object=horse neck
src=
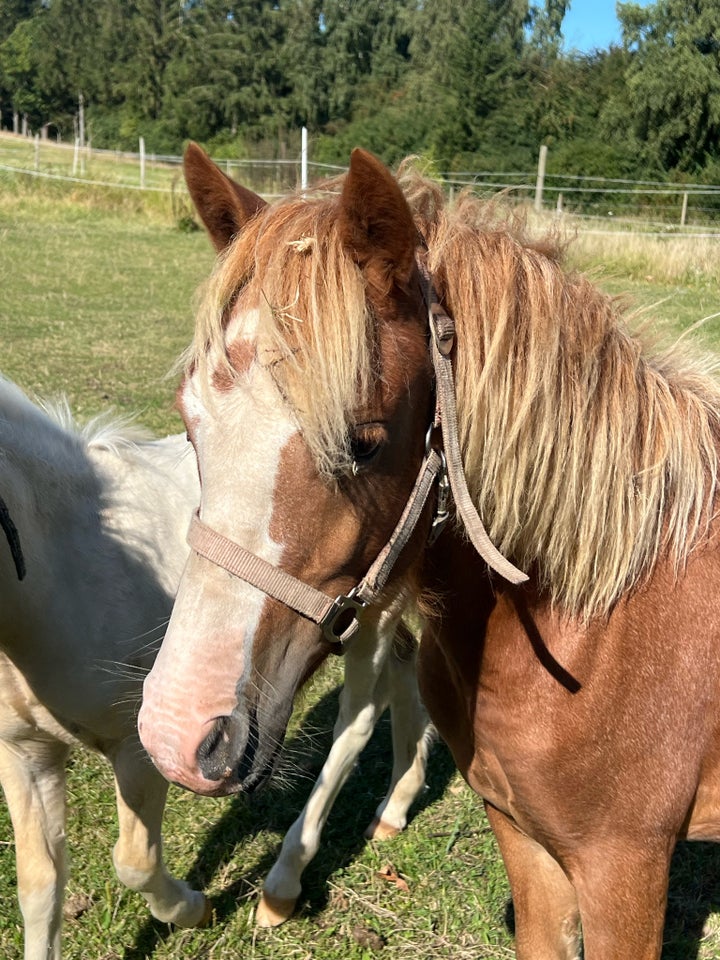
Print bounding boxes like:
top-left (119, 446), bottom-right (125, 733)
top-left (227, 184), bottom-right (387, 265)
top-left (0, 422), bottom-right (195, 736)
top-left (86, 433), bottom-right (198, 594)
top-left (127, 433), bottom-right (200, 507)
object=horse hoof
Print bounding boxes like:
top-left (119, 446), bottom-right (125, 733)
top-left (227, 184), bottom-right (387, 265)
top-left (170, 891), bottom-right (212, 928)
top-left (256, 891), bottom-right (297, 927)
top-left (364, 816), bottom-right (402, 840)
top-left (198, 895), bottom-right (214, 927)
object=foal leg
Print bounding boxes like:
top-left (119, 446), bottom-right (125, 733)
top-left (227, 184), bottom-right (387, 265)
top-left (110, 739), bottom-right (209, 928)
top-left (366, 624), bottom-right (433, 840)
top-left (485, 803), bottom-right (581, 960)
top-left (0, 738), bottom-right (69, 960)
top-left (570, 838), bottom-right (672, 960)
top-left (256, 620), bottom-right (397, 928)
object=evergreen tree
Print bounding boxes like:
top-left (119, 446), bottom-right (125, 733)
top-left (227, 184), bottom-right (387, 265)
top-left (278, 0), bottom-right (327, 129)
top-left (0, 0), bottom-right (40, 42)
top-left (0, 12), bottom-right (47, 127)
top-left (321, 0), bottom-right (414, 122)
top-left (612, 0), bottom-right (720, 172)
top-left (163, 0), bottom-right (287, 149)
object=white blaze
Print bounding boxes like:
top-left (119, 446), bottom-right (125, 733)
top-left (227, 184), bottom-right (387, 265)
top-left (139, 311), bottom-right (300, 791)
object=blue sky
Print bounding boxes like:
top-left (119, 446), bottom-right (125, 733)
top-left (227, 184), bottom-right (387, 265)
top-left (561, 0), bottom-right (652, 52)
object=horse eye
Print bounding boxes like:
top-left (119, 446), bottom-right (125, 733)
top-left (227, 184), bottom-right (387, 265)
top-left (349, 424), bottom-right (385, 473)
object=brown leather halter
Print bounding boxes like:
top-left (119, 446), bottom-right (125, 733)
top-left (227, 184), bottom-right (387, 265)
top-left (186, 264), bottom-right (527, 647)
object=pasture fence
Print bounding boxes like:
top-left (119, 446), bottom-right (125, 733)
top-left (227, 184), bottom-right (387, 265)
top-left (1, 131), bottom-right (720, 240)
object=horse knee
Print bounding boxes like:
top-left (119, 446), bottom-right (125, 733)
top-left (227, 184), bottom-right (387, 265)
top-left (112, 845), bottom-right (156, 893)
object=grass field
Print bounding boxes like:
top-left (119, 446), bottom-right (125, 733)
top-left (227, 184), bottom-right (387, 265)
top-left (1, 167), bottom-right (720, 960)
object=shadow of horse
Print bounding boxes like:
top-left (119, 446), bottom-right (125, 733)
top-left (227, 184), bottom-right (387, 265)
top-left (123, 682), bottom-right (456, 958)
top-left (663, 842), bottom-right (720, 958)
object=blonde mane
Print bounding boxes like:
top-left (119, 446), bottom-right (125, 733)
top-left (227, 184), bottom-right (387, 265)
top-left (190, 181), bottom-right (375, 478)
top-left (410, 176), bottom-right (720, 618)
top-left (190, 166), bottom-right (720, 619)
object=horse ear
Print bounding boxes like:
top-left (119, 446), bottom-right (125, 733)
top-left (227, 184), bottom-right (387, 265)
top-left (338, 148), bottom-right (418, 283)
top-left (183, 142), bottom-right (267, 253)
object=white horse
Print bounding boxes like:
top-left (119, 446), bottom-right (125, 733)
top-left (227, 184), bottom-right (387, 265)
top-left (0, 376), bottom-right (209, 960)
top-left (0, 375), bottom-right (432, 956)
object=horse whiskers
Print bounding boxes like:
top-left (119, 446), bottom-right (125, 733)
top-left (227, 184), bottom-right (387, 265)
top-left (245, 672), bottom-right (284, 713)
top-left (272, 753), bottom-right (332, 787)
top-left (116, 622), bottom-right (170, 654)
top-left (97, 660), bottom-right (149, 677)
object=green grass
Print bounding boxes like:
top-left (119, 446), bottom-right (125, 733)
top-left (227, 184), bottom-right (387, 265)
top-left (1, 170), bottom-right (720, 959)
top-left (0, 176), bottom-right (209, 435)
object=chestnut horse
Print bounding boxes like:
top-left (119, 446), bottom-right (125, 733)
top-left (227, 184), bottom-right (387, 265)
top-left (139, 144), bottom-right (720, 959)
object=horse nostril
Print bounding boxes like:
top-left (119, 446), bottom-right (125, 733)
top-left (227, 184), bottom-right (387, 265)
top-left (197, 716), bottom-right (236, 781)
top-left (196, 711), bottom-right (260, 785)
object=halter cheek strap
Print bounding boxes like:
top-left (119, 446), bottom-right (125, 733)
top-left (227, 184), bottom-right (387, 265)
top-left (187, 446), bottom-right (446, 646)
top-left (418, 261), bottom-right (528, 586)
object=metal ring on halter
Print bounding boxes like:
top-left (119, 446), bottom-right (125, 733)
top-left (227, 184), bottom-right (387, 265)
top-left (318, 587), bottom-right (369, 644)
top-left (429, 451), bottom-right (450, 544)
top-left (424, 426), bottom-right (450, 544)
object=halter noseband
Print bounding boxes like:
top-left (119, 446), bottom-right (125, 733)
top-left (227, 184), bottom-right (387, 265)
top-left (186, 263), bottom-right (527, 648)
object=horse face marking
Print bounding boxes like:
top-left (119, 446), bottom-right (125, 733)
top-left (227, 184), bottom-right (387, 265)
top-left (139, 312), bottom-right (305, 795)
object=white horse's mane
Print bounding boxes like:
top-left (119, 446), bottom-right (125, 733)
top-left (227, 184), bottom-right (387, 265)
top-left (39, 394), bottom-right (151, 452)
top-left (0, 374), bottom-right (182, 462)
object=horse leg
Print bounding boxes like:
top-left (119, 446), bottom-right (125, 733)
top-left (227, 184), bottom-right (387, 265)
top-left (110, 739), bottom-right (209, 927)
top-left (365, 624), bottom-right (433, 840)
top-left (485, 802), bottom-right (581, 960)
top-left (0, 738), bottom-right (69, 960)
top-left (256, 621), bottom-right (396, 928)
top-left (570, 838), bottom-right (672, 960)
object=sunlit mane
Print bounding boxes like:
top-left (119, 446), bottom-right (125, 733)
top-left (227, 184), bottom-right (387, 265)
top-left (190, 164), bottom-right (720, 618)
top-left (403, 170), bottom-right (720, 618)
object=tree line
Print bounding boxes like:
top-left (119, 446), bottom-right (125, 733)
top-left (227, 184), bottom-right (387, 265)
top-left (1, 0), bottom-right (719, 183)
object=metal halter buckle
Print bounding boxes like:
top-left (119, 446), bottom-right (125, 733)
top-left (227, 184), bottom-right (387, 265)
top-left (425, 426), bottom-right (450, 544)
top-left (429, 449), bottom-right (450, 544)
top-left (319, 587), bottom-right (369, 644)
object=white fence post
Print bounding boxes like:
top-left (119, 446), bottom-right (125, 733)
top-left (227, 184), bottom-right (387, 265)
top-left (534, 144), bottom-right (548, 213)
top-left (78, 93), bottom-right (85, 149)
top-left (680, 192), bottom-right (688, 227)
top-left (301, 126), bottom-right (308, 190)
top-left (139, 136), bottom-right (145, 189)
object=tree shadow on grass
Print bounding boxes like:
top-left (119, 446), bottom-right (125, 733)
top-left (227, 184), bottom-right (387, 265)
top-left (122, 681), bottom-right (456, 959)
top-left (502, 841), bottom-right (720, 959)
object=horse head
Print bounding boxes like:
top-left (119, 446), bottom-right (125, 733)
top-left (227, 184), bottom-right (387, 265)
top-left (138, 145), bottom-right (435, 796)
